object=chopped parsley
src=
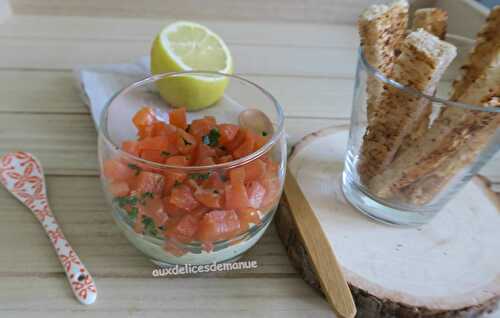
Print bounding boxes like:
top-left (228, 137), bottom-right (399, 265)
top-left (202, 128), bottom-right (220, 147)
top-left (142, 192), bottom-right (154, 199)
top-left (189, 172), bottom-right (210, 181)
top-left (262, 131), bottom-right (268, 137)
top-left (142, 216), bottom-right (154, 227)
top-left (160, 151), bottom-right (171, 157)
top-left (114, 195), bottom-right (138, 208)
top-left (129, 207), bottom-right (138, 221)
top-left (174, 180), bottom-right (182, 187)
top-left (113, 196), bottom-right (139, 222)
top-left (127, 163), bottom-right (142, 176)
top-left (128, 196), bottom-right (138, 206)
top-left (142, 216), bottom-right (158, 236)
top-left (136, 192), bottom-right (153, 204)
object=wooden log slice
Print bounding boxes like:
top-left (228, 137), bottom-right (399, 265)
top-left (275, 125), bottom-right (500, 318)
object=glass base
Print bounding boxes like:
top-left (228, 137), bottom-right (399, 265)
top-left (150, 254), bottom-right (244, 268)
top-left (341, 171), bottom-right (436, 227)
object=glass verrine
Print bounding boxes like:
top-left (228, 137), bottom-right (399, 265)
top-left (98, 71), bottom-right (286, 265)
top-left (342, 35), bottom-right (500, 226)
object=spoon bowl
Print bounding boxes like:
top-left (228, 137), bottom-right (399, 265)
top-left (238, 108), bottom-right (275, 136)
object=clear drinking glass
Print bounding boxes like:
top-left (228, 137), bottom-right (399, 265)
top-left (342, 35), bottom-right (500, 226)
top-left (98, 71), bottom-right (286, 265)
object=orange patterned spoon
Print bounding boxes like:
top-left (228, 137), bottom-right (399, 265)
top-left (0, 152), bottom-right (97, 305)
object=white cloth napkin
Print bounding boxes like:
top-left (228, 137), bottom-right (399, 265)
top-left (73, 57), bottom-right (247, 131)
top-left (72, 58), bottom-right (288, 155)
top-left (73, 57), bottom-right (151, 127)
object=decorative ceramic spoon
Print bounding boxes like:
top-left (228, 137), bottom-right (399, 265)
top-left (0, 152), bottom-right (97, 305)
top-left (239, 110), bottom-right (356, 318)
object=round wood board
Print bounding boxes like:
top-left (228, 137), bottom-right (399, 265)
top-left (275, 125), bottom-right (500, 318)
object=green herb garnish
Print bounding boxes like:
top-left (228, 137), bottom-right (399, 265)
top-left (142, 216), bottom-right (158, 236)
top-left (127, 163), bottom-right (142, 176)
top-left (142, 216), bottom-right (154, 227)
top-left (189, 172), bottom-right (210, 181)
top-left (202, 128), bottom-right (220, 147)
top-left (174, 180), bottom-right (182, 187)
top-left (137, 191), bottom-right (154, 205)
top-left (114, 195), bottom-right (138, 208)
top-left (262, 131), bottom-right (268, 137)
top-left (129, 207), bottom-right (138, 221)
top-left (142, 192), bottom-right (154, 199)
top-left (129, 196), bottom-right (138, 205)
top-left (161, 151), bottom-right (171, 157)
top-left (114, 196), bottom-right (126, 208)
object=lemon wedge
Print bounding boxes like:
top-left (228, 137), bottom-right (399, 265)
top-left (151, 21), bottom-right (233, 110)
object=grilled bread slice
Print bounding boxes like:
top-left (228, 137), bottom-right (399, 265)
top-left (357, 29), bottom-right (457, 184)
top-left (358, 0), bottom-right (409, 123)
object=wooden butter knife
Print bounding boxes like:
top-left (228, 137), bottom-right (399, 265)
top-left (239, 109), bottom-right (356, 318)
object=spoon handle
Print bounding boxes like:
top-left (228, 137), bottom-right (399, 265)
top-left (38, 206), bottom-right (98, 305)
top-left (0, 152), bottom-right (97, 305)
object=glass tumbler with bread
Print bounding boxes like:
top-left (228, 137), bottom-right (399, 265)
top-left (342, 2), bottom-right (500, 226)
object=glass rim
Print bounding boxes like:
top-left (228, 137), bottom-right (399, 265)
top-left (98, 71), bottom-right (285, 171)
top-left (358, 34), bottom-right (500, 114)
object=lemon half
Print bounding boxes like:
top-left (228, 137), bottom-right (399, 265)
top-left (151, 21), bottom-right (233, 110)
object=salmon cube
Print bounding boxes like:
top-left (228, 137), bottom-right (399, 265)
top-left (196, 210), bottom-right (241, 242)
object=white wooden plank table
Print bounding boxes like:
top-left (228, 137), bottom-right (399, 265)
top-left (0, 0), bottom-right (498, 317)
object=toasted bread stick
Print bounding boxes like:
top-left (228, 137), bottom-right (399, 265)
top-left (451, 6), bottom-right (500, 100)
top-left (358, 0), bottom-right (409, 123)
top-left (371, 86), bottom-right (500, 199)
top-left (412, 8), bottom-right (448, 40)
top-left (372, 95), bottom-right (500, 199)
top-left (399, 8), bottom-right (449, 152)
top-left (357, 30), bottom-right (457, 184)
top-left (370, 7), bottom-right (500, 199)
top-left (401, 96), bottom-right (500, 205)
